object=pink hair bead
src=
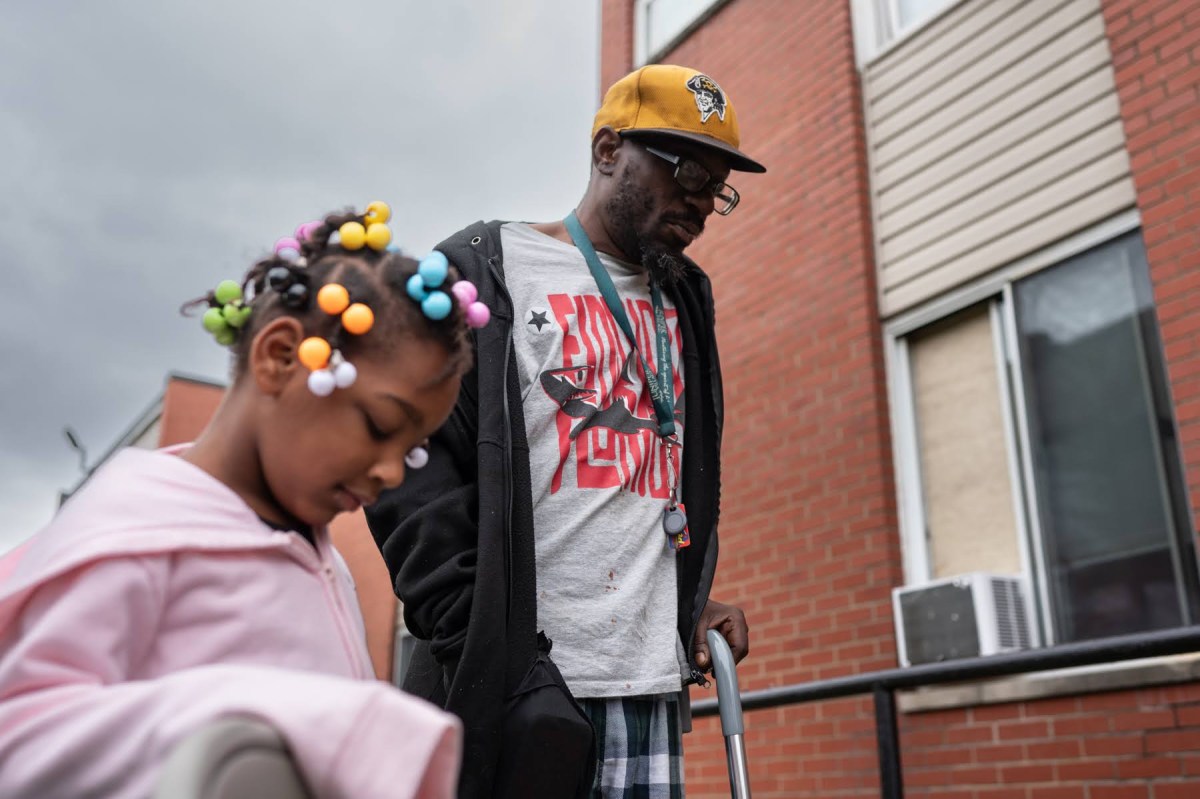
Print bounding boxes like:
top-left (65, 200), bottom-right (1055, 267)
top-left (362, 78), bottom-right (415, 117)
top-left (274, 236), bottom-right (302, 260)
top-left (451, 280), bottom-right (478, 306)
top-left (295, 221), bottom-right (322, 241)
top-left (465, 301), bottom-right (491, 329)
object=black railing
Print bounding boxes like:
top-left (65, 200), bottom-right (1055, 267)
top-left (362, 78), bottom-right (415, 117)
top-left (692, 625), bottom-right (1200, 799)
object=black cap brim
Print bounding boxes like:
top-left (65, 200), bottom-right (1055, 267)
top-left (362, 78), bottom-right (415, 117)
top-left (622, 128), bottom-right (767, 173)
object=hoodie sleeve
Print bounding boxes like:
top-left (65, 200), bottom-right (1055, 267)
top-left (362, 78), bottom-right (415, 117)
top-left (366, 369), bottom-right (480, 672)
top-left (0, 556), bottom-right (461, 799)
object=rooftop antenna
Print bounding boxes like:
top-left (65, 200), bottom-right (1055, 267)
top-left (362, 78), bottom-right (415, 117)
top-left (63, 426), bottom-right (89, 475)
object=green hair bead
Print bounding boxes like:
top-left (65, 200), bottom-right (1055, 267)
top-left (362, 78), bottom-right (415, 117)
top-left (214, 280), bottom-right (243, 305)
top-left (202, 307), bottom-right (230, 335)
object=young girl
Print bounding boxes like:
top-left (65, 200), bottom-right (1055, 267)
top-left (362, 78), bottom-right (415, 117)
top-left (0, 202), bottom-right (490, 798)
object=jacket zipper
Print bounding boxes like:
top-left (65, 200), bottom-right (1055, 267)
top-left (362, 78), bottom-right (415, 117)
top-left (486, 253), bottom-right (517, 620)
top-left (291, 534), bottom-right (373, 679)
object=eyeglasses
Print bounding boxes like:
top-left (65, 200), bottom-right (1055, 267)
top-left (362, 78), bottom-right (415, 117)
top-left (642, 144), bottom-right (740, 215)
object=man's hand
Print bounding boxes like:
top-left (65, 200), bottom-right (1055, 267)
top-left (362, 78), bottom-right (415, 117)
top-left (692, 598), bottom-right (749, 671)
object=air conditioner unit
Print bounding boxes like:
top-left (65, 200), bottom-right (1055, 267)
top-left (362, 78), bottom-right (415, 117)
top-left (892, 573), bottom-right (1034, 667)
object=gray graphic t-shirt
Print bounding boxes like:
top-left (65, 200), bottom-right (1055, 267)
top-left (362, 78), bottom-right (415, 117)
top-left (501, 222), bottom-right (685, 698)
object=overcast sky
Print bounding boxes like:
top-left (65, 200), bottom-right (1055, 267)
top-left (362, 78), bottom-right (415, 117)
top-left (0, 1), bottom-right (598, 552)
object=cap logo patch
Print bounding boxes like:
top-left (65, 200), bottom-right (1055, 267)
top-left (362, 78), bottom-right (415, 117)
top-left (685, 75), bottom-right (727, 124)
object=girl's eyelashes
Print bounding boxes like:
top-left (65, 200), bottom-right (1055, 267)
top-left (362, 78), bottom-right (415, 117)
top-left (362, 411), bottom-right (393, 442)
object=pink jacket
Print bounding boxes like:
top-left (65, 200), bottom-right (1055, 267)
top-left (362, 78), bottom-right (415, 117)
top-left (0, 447), bottom-right (460, 798)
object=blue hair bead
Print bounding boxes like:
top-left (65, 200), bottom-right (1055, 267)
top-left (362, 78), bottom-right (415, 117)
top-left (422, 291), bottom-right (452, 320)
top-left (418, 251), bottom-right (449, 288)
top-left (407, 273), bottom-right (429, 302)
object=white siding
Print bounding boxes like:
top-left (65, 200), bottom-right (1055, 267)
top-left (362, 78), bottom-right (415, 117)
top-left (864, 0), bottom-right (1137, 317)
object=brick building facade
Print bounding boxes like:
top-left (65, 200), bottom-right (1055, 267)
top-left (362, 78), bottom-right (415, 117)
top-left (601, 1), bottom-right (1200, 796)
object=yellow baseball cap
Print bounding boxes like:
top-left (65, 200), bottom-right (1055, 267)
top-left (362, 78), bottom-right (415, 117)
top-left (592, 64), bottom-right (766, 174)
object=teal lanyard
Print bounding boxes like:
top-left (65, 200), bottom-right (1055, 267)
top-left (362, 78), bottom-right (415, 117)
top-left (564, 211), bottom-right (677, 439)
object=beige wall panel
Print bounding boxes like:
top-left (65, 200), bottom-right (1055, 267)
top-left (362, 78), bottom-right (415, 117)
top-left (864, 0), bottom-right (1134, 316)
top-left (875, 40), bottom-right (1111, 191)
top-left (884, 149), bottom-right (1130, 284)
top-left (872, 0), bottom-right (1094, 124)
top-left (867, 0), bottom-right (1014, 99)
top-left (881, 180), bottom-right (1137, 315)
top-left (909, 305), bottom-right (1021, 578)
top-left (878, 80), bottom-right (1119, 218)
top-left (874, 15), bottom-right (1106, 161)
top-left (881, 122), bottom-right (1128, 256)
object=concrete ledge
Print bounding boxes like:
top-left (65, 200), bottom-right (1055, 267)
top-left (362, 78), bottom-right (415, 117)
top-left (897, 651), bottom-right (1200, 713)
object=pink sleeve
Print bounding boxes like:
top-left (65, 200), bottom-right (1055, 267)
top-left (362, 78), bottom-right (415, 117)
top-left (0, 558), bottom-right (461, 799)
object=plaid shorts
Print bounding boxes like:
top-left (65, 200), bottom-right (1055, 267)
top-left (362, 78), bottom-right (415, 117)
top-left (579, 693), bottom-right (685, 799)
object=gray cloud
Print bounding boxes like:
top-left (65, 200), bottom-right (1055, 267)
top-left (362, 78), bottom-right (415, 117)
top-left (0, 0), bottom-right (598, 549)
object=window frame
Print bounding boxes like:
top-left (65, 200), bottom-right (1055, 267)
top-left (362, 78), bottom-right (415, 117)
top-left (849, 0), bottom-right (964, 66)
top-left (633, 0), bottom-right (733, 66)
top-left (881, 210), bottom-right (1198, 647)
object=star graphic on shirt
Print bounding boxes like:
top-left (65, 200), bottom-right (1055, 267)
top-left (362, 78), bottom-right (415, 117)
top-left (527, 308), bottom-right (550, 332)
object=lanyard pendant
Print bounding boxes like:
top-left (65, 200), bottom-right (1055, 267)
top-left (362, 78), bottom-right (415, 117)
top-left (663, 504), bottom-right (687, 536)
top-left (663, 503), bottom-right (690, 549)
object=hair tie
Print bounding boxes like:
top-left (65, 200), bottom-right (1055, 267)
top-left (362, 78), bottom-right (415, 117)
top-left (296, 282), bottom-right (377, 396)
top-left (338, 201), bottom-right (392, 252)
top-left (409, 252), bottom-right (490, 328)
top-left (201, 280), bottom-right (252, 346)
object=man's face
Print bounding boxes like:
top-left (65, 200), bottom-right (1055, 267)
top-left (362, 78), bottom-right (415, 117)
top-left (604, 137), bottom-right (732, 277)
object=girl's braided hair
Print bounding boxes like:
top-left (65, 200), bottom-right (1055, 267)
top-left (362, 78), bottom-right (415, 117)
top-left (184, 207), bottom-right (474, 382)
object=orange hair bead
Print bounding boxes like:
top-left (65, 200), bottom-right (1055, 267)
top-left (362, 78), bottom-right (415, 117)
top-left (298, 337), bottom-right (332, 371)
top-left (317, 283), bottom-right (350, 315)
top-left (341, 303), bottom-right (375, 335)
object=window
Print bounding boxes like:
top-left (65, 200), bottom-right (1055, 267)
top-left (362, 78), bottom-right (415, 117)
top-left (633, 0), bottom-right (729, 65)
top-left (850, 0), bottom-right (957, 63)
top-left (392, 629), bottom-right (418, 688)
top-left (890, 231), bottom-right (1200, 645)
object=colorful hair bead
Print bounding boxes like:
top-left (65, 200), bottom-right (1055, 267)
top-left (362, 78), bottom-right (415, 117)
top-left (298, 337), bottom-right (331, 371)
top-left (405, 446), bottom-right (430, 470)
top-left (407, 252), bottom-right (490, 328)
top-left (317, 284), bottom-right (351, 315)
top-left (214, 280), bottom-right (243, 305)
top-left (418, 252), bottom-right (449, 287)
top-left (364, 201), bottom-right (391, 226)
top-left (201, 280), bottom-right (252, 346)
top-left (365, 223), bottom-right (391, 252)
top-left (339, 221), bottom-right (366, 250)
top-left (274, 237), bottom-right (302, 262)
top-left (295, 220), bottom-right (322, 242)
top-left (341, 303), bottom-right (374, 335)
top-left (451, 280), bottom-right (490, 329)
top-left (421, 292), bottom-right (452, 320)
top-left (308, 369), bottom-right (337, 397)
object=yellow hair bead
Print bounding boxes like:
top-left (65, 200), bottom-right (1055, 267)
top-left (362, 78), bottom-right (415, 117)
top-left (365, 223), bottom-right (392, 251)
top-left (342, 303), bottom-right (375, 335)
top-left (298, 337), bottom-right (332, 371)
top-left (317, 283), bottom-right (350, 315)
top-left (364, 200), bottom-right (391, 225)
top-left (339, 221), bottom-right (366, 250)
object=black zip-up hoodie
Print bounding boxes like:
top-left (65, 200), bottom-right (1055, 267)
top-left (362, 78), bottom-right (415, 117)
top-left (367, 220), bottom-right (725, 799)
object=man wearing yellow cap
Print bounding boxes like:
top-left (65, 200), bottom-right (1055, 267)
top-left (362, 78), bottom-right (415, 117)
top-left (369, 64), bottom-right (765, 798)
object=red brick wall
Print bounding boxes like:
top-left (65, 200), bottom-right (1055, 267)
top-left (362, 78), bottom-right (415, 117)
top-left (595, 0), bottom-right (1200, 797)
top-left (601, 1), bottom-right (901, 796)
top-left (1102, 0), bottom-right (1200, 535)
top-left (901, 683), bottom-right (1200, 798)
top-left (158, 376), bottom-right (224, 447)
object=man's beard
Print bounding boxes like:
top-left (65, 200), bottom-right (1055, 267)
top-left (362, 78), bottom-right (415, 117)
top-left (640, 245), bottom-right (688, 286)
top-left (605, 172), bottom-right (696, 286)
